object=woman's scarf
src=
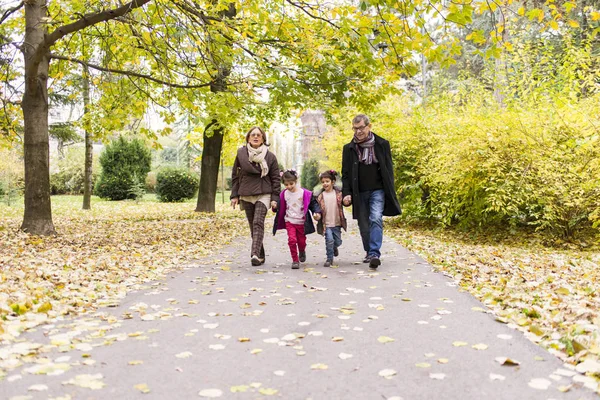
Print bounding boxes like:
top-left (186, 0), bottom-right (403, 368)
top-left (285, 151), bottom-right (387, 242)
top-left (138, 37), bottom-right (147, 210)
top-left (247, 144), bottom-right (269, 177)
top-left (353, 132), bottom-right (378, 165)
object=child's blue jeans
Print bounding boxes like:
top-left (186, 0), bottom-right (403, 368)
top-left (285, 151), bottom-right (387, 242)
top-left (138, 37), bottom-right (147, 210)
top-left (325, 226), bottom-right (343, 261)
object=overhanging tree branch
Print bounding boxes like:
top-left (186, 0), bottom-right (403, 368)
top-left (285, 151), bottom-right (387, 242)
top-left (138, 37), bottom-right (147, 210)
top-left (0, 1), bottom-right (23, 25)
top-left (27, 0), bottom-right (152, 77)
top-left (50, 53), bottom-right (214, 89)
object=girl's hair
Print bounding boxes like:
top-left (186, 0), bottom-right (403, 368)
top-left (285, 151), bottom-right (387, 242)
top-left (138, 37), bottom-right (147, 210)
top-left (245, 126), bottom-right (269, 146)
top-left (319, 169), bottom-right (338, 182)
top-left (281, 169), bottom-right (298, 183)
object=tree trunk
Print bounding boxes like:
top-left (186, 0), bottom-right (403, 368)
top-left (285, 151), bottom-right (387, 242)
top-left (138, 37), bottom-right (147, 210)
top-left (195, 125), bottom-right (224, 212)
top-left (20, 1), bottom-right (56, 235)
top-left (493, 7), bottom-right (508, 106)
top-left (194, 3), bottom-right (236, 213)
top-left (82, 65), bottom-right (93, 210)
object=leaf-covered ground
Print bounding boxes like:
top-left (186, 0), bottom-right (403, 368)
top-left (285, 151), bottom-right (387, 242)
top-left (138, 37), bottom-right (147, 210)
top-left (386, 220), bottom-right (600, 376)
top-left (0, 196), bottom-right (246, 343)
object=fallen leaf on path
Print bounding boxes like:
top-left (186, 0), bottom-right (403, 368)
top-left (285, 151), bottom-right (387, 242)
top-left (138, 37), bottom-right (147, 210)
top-left (495, 357), bottom-right (520, 366)
top-left (258, 388), bottom-right (278, 395)
top-left (452, 341), bottom-right (468, 347)
top-left (472, 343), bottom-right (488, 350)
top-left (198, 388), bottom-right (223, 398)
top-left (310, 363), bottom-right (328, 370)
top-left (134, 383), bottom-right (150, 393)
top-left (28, 384), bottom-right (48, 391)
top-left (378, 369), bottom-right (397, 379)
top-left (230, 385), bottom-right (249, 393)
top-left (489, 373), bottom-right (506, 381)
top-left (429, 373), bottom-right (446, 380)
top-left (416, 363), bottom-right (431, 368)
top-left (378, 336), bottom-right (395, 344)
top-left (176, 351), bottom-right (193, 358)
top-left (528, 378), bottom-right (551, 390)
top-left (339, 353), bottom-right (353, 360)
top-left (62, 374), bottom-right (105, 390)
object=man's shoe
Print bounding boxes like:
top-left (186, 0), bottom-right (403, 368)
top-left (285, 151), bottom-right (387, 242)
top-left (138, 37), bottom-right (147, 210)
top-left (259, 257), bottom-right (265, 265)
top-left (363, 254), bottom-right (371, 263)
top-left (291, 262), bottom-right (300, 269)
top-left (369, 257), bottom-right (381, 269)
top-left (323, 259), bottom-right (332, 268)
top-left (299, 251), bottom-right (306, 262)
top-left (333, 247), bottom-right (339, 257)
top-left (251, 255), bottom-right (261, 266)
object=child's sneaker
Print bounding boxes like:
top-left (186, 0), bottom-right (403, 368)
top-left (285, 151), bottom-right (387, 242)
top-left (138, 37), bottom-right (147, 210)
top-left (291, 262), bottom-right (300, 269)
top-left (323, 259), bottom-right (332, 268)
top-left (333, 247), bottom-right (339, 257)
top-left (299, 251), bottom-right (306, 262)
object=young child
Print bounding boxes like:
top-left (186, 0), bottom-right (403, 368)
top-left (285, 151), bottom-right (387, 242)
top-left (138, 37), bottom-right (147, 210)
top-left (273, 170), bottom-right (321, 269)
top-left (315, 170), bottom-right (347, 267)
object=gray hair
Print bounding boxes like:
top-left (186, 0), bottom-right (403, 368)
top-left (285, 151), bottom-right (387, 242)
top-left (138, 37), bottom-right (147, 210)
top-left (353, 114), bottom-right (370, 126)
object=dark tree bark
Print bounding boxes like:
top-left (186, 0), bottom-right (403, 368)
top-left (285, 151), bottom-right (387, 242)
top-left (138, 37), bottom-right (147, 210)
top-left (195, 122), bottom-right (224, 213)
top-left (195, 3), bottom-right (236, 213)
top-left (20, 0), bottom-right (55, 235)
top-left (19, 0), bottom-right (150, 235)
top-left (82, 65), bottom-right (92, 210)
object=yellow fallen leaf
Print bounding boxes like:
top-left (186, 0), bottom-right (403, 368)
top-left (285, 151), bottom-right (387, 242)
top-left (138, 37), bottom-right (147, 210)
top-left (452, 341), bottom-right (468, 347)
top-left (128, 360), bottom-right (144, 365)
top-left (378, 336), bottom-right (395, 344)
top-left (310, 363), bottom-right (328, 370)
top-left (230, 385), bottom-right (249, 393)
top-left (238, 337), bottom-right (251, 342)
top-left (416, 362), bottom-right (431, 368)
top-left (134, 383), bottom-right (150, 393)
top-left (258, 388), bottom-right (278, 395)
top-left (472, 343), bottom-right (488, 350)
top-left (332, 337), bottom-right (344, 342)
top-left (250, 349), bottom-right (262, 355)
top-left (437, 358), bottom-right (449, 364)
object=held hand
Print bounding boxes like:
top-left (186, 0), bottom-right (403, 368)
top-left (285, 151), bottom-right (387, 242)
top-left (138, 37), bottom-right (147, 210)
top-left (231, 197), bottom-right (239, 209)
top-left (270, 201), bottom-right (278, 211)
top-left (343, 195), bottom-right (352, 206)
top-left (314, 213), bottom-right (321, 221)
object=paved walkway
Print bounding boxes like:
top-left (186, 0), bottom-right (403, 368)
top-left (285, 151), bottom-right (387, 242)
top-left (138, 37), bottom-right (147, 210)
top-left (0, 219), bottom-right (597, 399)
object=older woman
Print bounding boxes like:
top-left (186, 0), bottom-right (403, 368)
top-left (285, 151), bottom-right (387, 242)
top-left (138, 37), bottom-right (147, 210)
top-left (231, 126), bottom-right (281, 266)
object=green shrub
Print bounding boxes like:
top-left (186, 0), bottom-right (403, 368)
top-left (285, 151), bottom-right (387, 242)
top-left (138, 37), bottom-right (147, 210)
top-left (301, 158), bottom-right (320, 191)
top-left (155, 167), bottom-right (199, 202)
top-left (0, 181), bottom-right (5, 196)
top-left (95, 137), bottom-right (151, 200)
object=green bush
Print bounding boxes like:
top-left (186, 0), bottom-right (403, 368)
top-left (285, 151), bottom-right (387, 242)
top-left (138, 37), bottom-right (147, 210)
top-left (155, 167), bottom-right (199, 202)
top-left (95, 137), bottom-right (151, 200)
top-left (0, 181), bottom-right (5, 196)
top-left (376, 92), bottom-right (600, 238)
top-left (301, 158), bottom-right (320, 191)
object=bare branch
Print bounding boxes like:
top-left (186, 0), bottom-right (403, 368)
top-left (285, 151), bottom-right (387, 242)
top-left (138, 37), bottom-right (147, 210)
top-left (0, 1), bottom-right (23, 25)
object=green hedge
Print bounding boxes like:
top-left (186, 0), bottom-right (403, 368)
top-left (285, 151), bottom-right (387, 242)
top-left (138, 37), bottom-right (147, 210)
top-left (155, 167), bottom-right (199, 202)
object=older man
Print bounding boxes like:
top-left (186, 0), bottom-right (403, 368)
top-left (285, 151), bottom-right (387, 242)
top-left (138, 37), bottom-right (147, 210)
top-left (341, 114), bottom-right (401, 269)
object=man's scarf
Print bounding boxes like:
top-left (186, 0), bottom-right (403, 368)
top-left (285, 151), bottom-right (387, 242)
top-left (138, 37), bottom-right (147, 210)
top-left (353, 132), bottom-right (378, 165)
top-left (247, 144), bottom-right (269, 177)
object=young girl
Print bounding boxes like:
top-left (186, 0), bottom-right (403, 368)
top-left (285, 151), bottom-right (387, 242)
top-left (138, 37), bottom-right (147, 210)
top-left (315, 170), bottom-right (347, 267)
top-left (273, 170), bottom-right (321, 269)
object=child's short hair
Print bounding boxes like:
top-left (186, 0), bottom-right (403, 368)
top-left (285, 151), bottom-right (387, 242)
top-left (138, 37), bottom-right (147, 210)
top-left (281, 169), bottom-right (298, 183)
top-left (319, 169), bottom-right (338, 182)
